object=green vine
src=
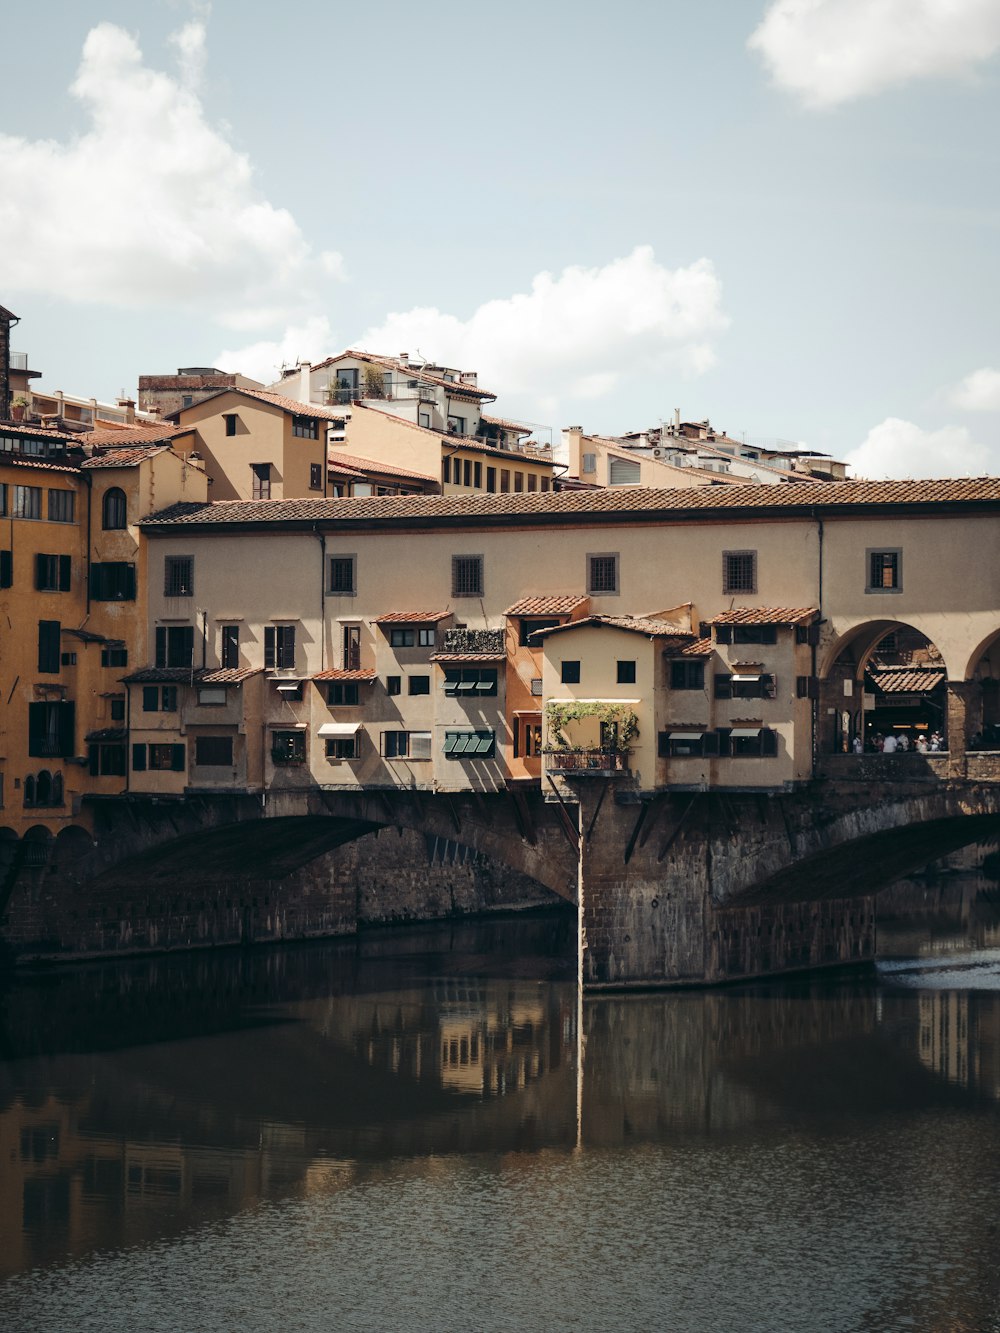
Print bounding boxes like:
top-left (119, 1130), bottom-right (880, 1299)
top-left (544, 701), bottom-right (639, 753)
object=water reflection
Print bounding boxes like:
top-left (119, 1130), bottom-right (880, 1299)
top-left (2, 885), bottom-right (1000, 1330)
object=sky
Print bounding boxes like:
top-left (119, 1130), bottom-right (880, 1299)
top-left (2, 0), bottom-right (999, 477)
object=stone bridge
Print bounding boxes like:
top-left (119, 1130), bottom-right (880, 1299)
top-left (3, 771), bottom-right (1000, 986)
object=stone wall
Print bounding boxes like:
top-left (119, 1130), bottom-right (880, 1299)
top-left (1, 828), bottom-right (557, 964)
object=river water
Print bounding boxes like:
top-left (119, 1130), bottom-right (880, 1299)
top-left (2, 872), bottom-right (1000, 1332)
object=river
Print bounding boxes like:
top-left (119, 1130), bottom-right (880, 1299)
top-left (2, 864), bottom-right (1000, 1332)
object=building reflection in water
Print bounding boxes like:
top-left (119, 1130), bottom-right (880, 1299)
top-left (2, 886), bottom-right (1000, 1285)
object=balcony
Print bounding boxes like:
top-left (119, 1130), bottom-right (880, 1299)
top-left (546, 749), bottom-right (630, 776)
top-left (443, 628), bottom-right (505, 656)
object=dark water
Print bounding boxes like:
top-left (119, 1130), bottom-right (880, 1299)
top-left (2, 881), bottom-right (1000, 1333)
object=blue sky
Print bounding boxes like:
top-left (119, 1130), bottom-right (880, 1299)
top-left (3, 0), bottom-right (1000, 476)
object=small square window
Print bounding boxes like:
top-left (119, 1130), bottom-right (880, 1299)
top-left (310, 463), bottom-right (323, 490)
top-left (588, 553), bottom-right (618, 596)
top-left (418, 628), bottom-right (435, 648)
top-left (329, 556), bottom-right (356, 595)
top-left (386, 675), bottom-right (401, 696)
top-left (723, 550), bottom-right (756, 595)
top-left (409, 675), bottom-right (430, 695)
top-left (616, 660), bottom-right (636, 684)
top-left (224, 414), bottom-right (238, 437)
top-left (390, 627), bottom-right (415, 648)
top-left (561, 660), bottom-right (581, 684)
top-left (164, 555), bottom-right (194, 597)
top-left (867, 549), bottom-right (901, 592)
top-left (452, 555), bottom-right (484, 598)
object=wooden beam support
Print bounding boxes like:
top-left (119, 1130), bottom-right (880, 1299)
top-left (505, 783), bottom-right (537, 846)
top-left (546, 775), bottom-right (580, 853)
top-left (657, 795), bottom-right (698, 863)
top-left (637, 793), bottom-right (670, 849)
top-left (585, 783), bottom-right (609, 843)
top-left (445, 795), bottom-right (462, 835)
top-left (623, 802), bottom-right (650, 865)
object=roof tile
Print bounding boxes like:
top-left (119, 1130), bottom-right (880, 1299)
top-left (710, 607), bottom-right (818, 626)
top-left (505, 595), bottom-right (590, 617)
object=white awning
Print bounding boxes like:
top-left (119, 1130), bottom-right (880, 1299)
top-left (267, 721), bottom-right (307, 730)
top-left (730, 727), bottom-right (761, 738)
top-left (669, 732), bottom-right (704, 741)
top-left (731, 674), bottom-right (761, 683)
top-left (317, 722), bottom-right (362, 737)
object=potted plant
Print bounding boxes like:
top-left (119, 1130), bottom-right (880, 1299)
top-left (10, 395), bottom-right (27, 422)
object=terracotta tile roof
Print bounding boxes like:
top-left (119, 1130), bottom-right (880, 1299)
top-left (170, 386), bottom-right (349, 423)
top-left (139, 477), bottom-right (1000, 532)
top-left (327, 450), bottom-right (439, 483)
top-left (709, 607), bottom-right (818, 626)
top-left (869, 667), bottom-right (946, 693)
top-left (532, 615), bottom-right (694, 640)
top-left (662, 637), bottom-right (714, 657)
top-left (374, 610), bottom-right (452, 625)
top-left (481, 414), bottom-right (534, 435)
top-left (312, 668), bottom-right (377, 682)
top-left (318, 350), bottom-right (498, 401)
top-left (326, 459), bottom-right (368, 479)
top-left (505, 595), bottom-right (590, 617)
top-left (123, 666), bottom-right (261, 684)
top-left (0, 422), bottom-right (81, 442)
top-left (83, 425), bottom-right (188, 448)
top-left (429, 651), bottom-right (506, 663)
top-left (0, 454), bottom-right (81, 475)
top-left (82, 444), bottom-right (170, 469)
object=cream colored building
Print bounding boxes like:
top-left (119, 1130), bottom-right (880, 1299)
top-left (126, 478), bottom-right (1000, 801)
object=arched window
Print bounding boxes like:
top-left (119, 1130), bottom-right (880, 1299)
top-left (102, 487), bottom-right (127, 530)
top-left (51, 773), bottom-right (63, 806)
top-left (24, 775), bottom-right (36, 807)
top-left (35, 771), bottom-right (51, 805)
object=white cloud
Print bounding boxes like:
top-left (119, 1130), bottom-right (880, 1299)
top-left (748, 0), bottom-right (1000, 108)
top-left (215, 316), bottom-right (335, 385)
top-left (950, 367), bottom-right (1000, 412)
top-left (0, 19), bottom-right (326, 326)
top-left (844, 417), bottom-right (994, 479)
top-left (355, 246), bottom-right (728, 418)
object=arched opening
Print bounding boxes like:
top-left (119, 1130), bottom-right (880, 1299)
top-left (21, 825), bottom-right (53, 868)
top-left (820, 621), bottom-right (948, 754)
top-left (102, 486), bottom-right (127, 530)
top-left (35, 770), bottom-right (52, 806)
top-left (23, 775), bottom-right (36, 807)
top-left (963, 629), bottom-right (1000, 751)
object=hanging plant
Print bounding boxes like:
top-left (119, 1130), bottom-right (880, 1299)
top-left (544, 701), bottom-right (639, 753)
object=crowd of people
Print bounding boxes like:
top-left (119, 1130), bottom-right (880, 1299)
top-left (852, 731), bottom-right (945, 754)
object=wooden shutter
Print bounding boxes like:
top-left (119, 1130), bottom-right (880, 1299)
top-left (171, 744), bottom-right (186, 771)
top-left (264, 626), bottom-right (275, 668)
top-left (132, 744), bottom-right (147, 772)
top-left (0, 550), bottom-right (11, 588)
top-left (57, 702), bottom-right (75, 757)
top-left (155, 627), bottom-right (167, 667)
top-left (59, 555), bottom-right (71, 591)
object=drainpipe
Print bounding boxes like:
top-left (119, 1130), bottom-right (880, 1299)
top-left (314, 525), bottom-right (326, 672)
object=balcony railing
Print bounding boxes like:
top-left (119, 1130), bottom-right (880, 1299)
top-left (546, 749), bottom-right (630, 774)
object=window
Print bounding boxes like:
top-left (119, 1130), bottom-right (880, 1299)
top-left (25, 769), bottom-right (66, 804)
top-left (418, 628), bottom-right (435, 648)
top-left (251, 463), bottom-right (272, 500)
top-left (292, 415), bottom-right (318, 439)
top-left (443, 668), bottom-right (498, 696)
top-left (669, 660), bottom-right (705, 690)
top-left (514, 471), bottom-right (524, 492)
top-left (224, 413), bottom-right (238, 437)
top-left (328, 556), bottom-right (355, 595)
top-left (561, 660), bottom-right (581, 684)
top-left (486, 467), bottom-right (496, 493)
top-left (447, 415), bottom-right (466, 435)
top-left (89, 562), bottom-right (136, 601)
top-left (38, 620), bottom-right (61, 673)
top-left (443, 730), bottom-right (496, 758)
top-left (797, 676), bottom-right (819, 699)
top-left (28, 701), bottom-right (75, 758)
top-left (48, 490), bottom-right (75, 523)
top-left (342, 624), bottom-right (361, 670)
top-left (515, 719), bottom-right (543, 758)
top-left (264, 625), bottom-right (296, 669)
top-left (442, 457), bottom-right (452, 485)
top-left (61, 652), bottom-right (76, 666)
top-left (713, 623), bottom-right (778, 645)
top-left (729, 728), bottom-right (779, 758)
top-left (310, 463), bottom-right (323, 490)
top-left (164, 556), bottom-right (194, 597)
top-left (617, 660), bottom-right (636, 684)
top-left (868, 549), bottom-right (901, 592)
top-left (714, 673), bottom-right (776, 700)
top-left (540, 477), bottom-right (550, 492)
top-left (659, 731), bottom-right (716, 758)
top-left (419, 412), bottom-right (431, 429)
top-left (221, 624), bottom-right (240, 669)
top-left (381, 730), bottom-right (432, 759)
top-left (326, 736), bottom-right (358, 760)
top-left (155, 625), bottom-right (194, 668)
top-left (195, 736), bottom-right (233, 766)
top-left (588, 553), bottom-right (618, 595)
top-left (386, 675), bottom-right (402, 696)
top-left (143, 685), bottom-right (178, 712)
top-left (609, 456), bottom-right (641, 486)
top-left (149, 743), bottom-right (185, 771)
top-left (198, 687), bottom-right (227, 706)
top-left (500, 469), bottom-right (510, 492)
top-left (0, 550), bottom-right (11, 588)
top-left (271, 731), bottom-right (306, 763)
top-left (102, 487), bottom-right (126, 530)
top-left (101, 645), bottom-right (128, 668)
top-left (88, 744), bottom-right (126, 777)
top-left (109, 697), bottom-right (126, 721)
top-left (327, 682), bottom-right (359, 705)
top-left (519, 618), bottom-right (559, 646)
top-left (474, 461), bottom-right (482, 488)
top-left (463, 459), bottom-right (472, 487)
top-left (527, 473), bottom-right (537, 492)
top-left (409, 675), bottom-right (430, 695)
top-left (13, 485), bottom-right (41, 519)
top-left (390, 627), bottom-right (415, 648)
top-left (582, 452), bottom-right (597, 473)
top-left (723, 550), bottom-right (756, 594)
top-left (35, 554), bottom-right (71, 592)
top-left (182, 395), bottom-right (193, 408)
top-left (0, 483), bottom-right (5, 515)
top-left (452, 555), bottom-right (484, 598)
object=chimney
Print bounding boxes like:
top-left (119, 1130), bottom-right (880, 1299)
top-left (299, 361), bottom-right (312, 405)
top-left (116, 396), bottom-right (136, 424)
top-left (399, 352), bottom-right (409, 363)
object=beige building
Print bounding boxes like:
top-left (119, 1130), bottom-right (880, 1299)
top-left (125, 477), bottom-right (1000, 802)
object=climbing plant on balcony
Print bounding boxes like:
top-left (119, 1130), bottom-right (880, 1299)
top-left (544, 701), bottom-right (639, 753)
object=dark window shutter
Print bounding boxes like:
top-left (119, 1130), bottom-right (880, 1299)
top-left (59, 555), bottom-right (71, 591)
top-left (28, 703), bottom-right (45, 754)
top-left (717, 728), bottom-right (732, 757)
top-left (142, 686), bottom-right (158, 712)
top-left (714, 674), bottom-right (732, 700)
top-left (762, 626), bottom-right (777, 645)
top-left (35, 553), bottom-right (46, 590)
top-left (658, 732), bottom-right (669, 758)
top-left (155, 627), bottom-right (166, 667)
top-left (88, 745), bottom-right (99, 777)
top-left (124, 564), bottom-right (136, 600)
top-left (763, 674), bottom-right (777, 699)
top-left (57, 702), bottom-right (75, 756)
top-left (264, 626), bottom-right (275, 668)
top-left (171, 744), bottom-right (186, 772)
top-left (702, 732), bottom-right (720, 757)
top-left (715, 625), bottom-right (732, 644)
top-left (132, 744), bottom-right (147, 772)
top-left (0, 550), bottom-right (11, 588)
top-left (38, 620), bottom-right (61, 673)
top-left (761, 728), bottom-right (778, 757)
top-left (180, 626), bottom-right (194, 666)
